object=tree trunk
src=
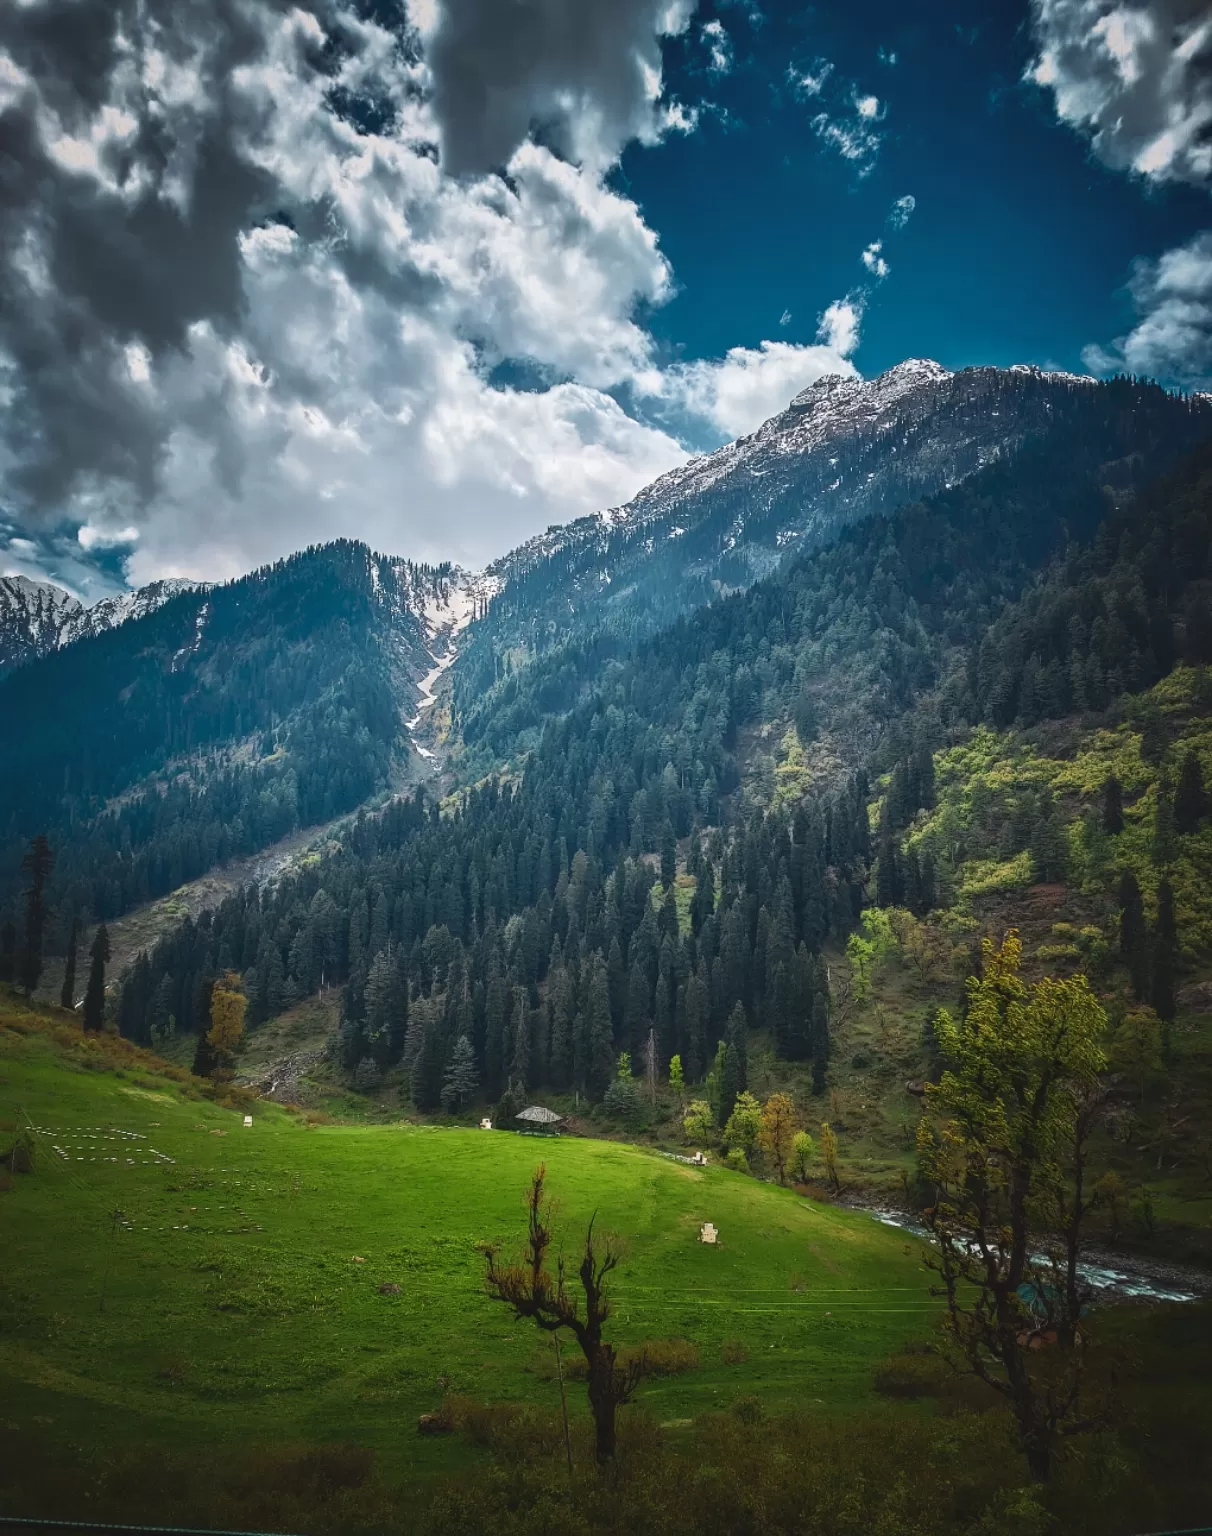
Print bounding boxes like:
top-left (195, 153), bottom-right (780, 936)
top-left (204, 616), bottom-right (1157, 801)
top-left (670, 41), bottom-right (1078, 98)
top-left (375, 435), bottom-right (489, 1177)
top-left (587, 1348), bottom-right (618, 1462)
top-left (1023, 1427), bottom-right (1052, 1483)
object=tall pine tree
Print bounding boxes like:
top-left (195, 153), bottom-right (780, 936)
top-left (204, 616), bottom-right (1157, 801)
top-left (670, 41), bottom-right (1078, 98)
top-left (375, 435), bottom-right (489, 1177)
top-left (82, 924), bottom-right (110, 1034)
top-left (19, 834), bottom-right (53, 996)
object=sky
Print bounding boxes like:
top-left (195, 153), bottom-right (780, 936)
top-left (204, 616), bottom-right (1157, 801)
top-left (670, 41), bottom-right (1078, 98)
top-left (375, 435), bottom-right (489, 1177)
top-left (0, 0), bottom-right (1209, 597)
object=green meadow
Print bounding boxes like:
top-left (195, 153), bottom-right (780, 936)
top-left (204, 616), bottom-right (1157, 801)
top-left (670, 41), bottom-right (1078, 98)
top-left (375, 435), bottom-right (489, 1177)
top-left (0, 1001), bottom-right (934, 1491)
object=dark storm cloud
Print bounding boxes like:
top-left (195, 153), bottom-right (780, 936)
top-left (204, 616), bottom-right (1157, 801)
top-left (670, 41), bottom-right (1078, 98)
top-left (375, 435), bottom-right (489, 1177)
top-left (0, 0), bottom-right (324, 516)
top-left (425, 0), bottom-right (695, 174)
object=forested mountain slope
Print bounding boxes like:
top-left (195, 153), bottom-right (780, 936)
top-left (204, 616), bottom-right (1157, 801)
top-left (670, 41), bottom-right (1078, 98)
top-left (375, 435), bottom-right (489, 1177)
top-left (454, 395), bottom-right (1212, 798)
top-left (454, 368), bottom-right (1212, 696)
top-left (0, 543), bottom-right (470, 930)
top-left (111, 434), bottom-right (1212, 1158)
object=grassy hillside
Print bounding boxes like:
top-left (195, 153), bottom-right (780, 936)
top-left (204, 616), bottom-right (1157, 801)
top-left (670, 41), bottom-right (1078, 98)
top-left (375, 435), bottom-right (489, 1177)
top-left (0, 995), bottom-right (934, 1485)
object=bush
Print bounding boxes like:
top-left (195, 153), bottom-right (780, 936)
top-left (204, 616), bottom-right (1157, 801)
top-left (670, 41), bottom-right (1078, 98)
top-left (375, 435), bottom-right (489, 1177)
top-left (731, 1395), bottom-right (763, 1425)
top-left (721, 1339), bottom-right (749, 1365)
top-left (632, 1338), bottom-right (700, 1377)
top-left (725, 1148), bottom-right (749, 1174)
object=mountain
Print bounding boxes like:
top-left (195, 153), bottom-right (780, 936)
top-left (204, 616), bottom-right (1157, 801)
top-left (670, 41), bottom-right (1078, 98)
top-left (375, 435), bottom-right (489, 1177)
top-left (0, 573), bottom-right (201, 678)
top-left (463, 363), bottom-right (1212, 669)
top-left (0, 544), bottom-right (478, 924)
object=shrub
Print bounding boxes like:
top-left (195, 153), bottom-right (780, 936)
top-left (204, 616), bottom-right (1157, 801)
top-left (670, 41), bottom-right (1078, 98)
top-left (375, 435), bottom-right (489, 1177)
top-left (731, 1395), bottom-right (763, 1425)
top-left (721, 1339), bottom-right (749, 1365)
top-left (631, 1339), bottom-right (700, 1377)
top-left (725, 1147), bottom-right (749, 1174)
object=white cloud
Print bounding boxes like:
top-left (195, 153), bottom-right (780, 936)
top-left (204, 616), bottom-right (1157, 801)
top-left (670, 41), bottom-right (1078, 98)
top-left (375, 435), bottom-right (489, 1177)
top-left (702, 20), bottom-right (733, 75)
top-left (1027, 0), bottom-right (1212, 186)
top-left (797, 74), bottom-right (887, 173)
top-left (877, 47), bottom-right (898, 66)
top-left (788, 60), bottom-right (833, 97)
top-left (861, 240), bottom-right (889, 278)
top-left (888, 193), bottom-right (916, 229)
top-left (779, 308), bottom-right (792, 326)
top-left (1082, 229), bottom-right (1212, 385)
top-left (654, 336), bottom-right (858, 440)
top-left (77, 523), bottom-right (140, 552)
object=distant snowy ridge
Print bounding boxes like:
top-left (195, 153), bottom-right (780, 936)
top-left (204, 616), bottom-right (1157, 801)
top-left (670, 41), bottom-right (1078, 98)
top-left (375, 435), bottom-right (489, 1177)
top-left (0, 573), bottom-right (204, 676)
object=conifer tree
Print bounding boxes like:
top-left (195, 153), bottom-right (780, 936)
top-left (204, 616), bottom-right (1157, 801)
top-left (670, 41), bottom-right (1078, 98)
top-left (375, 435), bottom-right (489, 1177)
top-left (60, 918), bottom-right (78, 1010)
top-left (0, 921), bottom-right (15, 985)
top-left (1174, 750), bottom-right (1206, 835)
top-left (586, 953), bottom-right (615, 1100)
top-left (1151, 877), bottom-right (1179, 1026)
top-left (1118, 869), bottom-right (1150, 999)
top-left (660, 821), bottom-right (676, 888)
top-left (725, 1001), bottom-right (748, 1092)
top-left (82, 924), bottom-right (110, 1034)
top-left (412, 1020), bottom-right (447, 1111)
top-left (440, 1034), bottom-right (479, 1112)
top-left (719, 1041), bottom-right (741, 1126)
top-left (1101, 774), bottom-right (1124, 835)
top-left (19, 834), bottom-right (53, 996)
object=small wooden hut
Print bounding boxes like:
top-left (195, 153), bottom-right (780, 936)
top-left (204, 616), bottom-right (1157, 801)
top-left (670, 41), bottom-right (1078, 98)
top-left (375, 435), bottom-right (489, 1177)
top-left (515, 1105), bottom-right (564, 1136)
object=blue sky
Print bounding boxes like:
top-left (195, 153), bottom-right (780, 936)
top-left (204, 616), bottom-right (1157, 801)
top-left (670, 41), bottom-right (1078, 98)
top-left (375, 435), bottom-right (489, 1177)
top-left (622, 0), bottom-right (1208, 381)
top-left (0, 0), bottom-right (1208, 594)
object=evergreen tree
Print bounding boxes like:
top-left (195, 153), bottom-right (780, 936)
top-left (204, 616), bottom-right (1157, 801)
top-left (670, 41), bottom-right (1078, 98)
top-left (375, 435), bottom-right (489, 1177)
top-left (585, 953), bottom-right (615, 1100)
top-left (1118, 870), bottom-right (1150, 1000)
top-left (660, 820), bottom-right (677, 888)
top-left (411, 1020), bottom-right (446, 1111)
top-left (60, 918), bottom-right (78, 1010)
top-left (19, 834), bottom-right (53, 996)
top-left (1151, 877), bottom-right (1179, 1026)
top-left (1174, 750), bottom-right (1206, 835)
top-left (725, 1001), bottom-right (748, 1093)
top-left (718, 1041), bottom-right (741, 1127)
top-left (82, 924), bottom-right (110, 1034)
top-left (1029, 791), bottom-right (1068, 883)
top-left (1101, 775), bottom-right (1124, 835)
top-left (441, 1034), bottom-right (479, 1111)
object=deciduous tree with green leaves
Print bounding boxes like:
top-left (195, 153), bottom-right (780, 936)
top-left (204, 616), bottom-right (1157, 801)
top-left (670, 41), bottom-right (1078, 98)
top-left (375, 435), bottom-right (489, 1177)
top-left (916, 931), bottom-right (1107, 1483)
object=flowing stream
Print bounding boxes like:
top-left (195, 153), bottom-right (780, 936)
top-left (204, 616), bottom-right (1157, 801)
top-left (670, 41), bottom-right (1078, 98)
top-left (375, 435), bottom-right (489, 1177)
top-left (863, 1206), bottom-right (1205, 1303)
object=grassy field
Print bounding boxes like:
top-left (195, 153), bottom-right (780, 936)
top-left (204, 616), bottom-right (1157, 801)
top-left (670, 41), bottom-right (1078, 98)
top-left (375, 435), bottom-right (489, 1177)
top-left (0, 996), bottom-right (937, 1496)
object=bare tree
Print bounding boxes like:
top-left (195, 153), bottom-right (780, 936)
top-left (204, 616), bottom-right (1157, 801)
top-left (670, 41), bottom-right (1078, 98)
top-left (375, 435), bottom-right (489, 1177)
top-left (483, 1165), bottom-right (646, 1461)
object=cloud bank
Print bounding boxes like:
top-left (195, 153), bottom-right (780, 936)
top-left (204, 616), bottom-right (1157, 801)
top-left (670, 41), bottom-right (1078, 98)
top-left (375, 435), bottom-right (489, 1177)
top-left (0, 0), bottom-right (876, 593)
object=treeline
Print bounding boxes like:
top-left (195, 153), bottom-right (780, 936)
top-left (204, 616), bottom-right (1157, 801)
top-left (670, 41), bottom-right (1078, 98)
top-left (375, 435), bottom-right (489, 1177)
top-left (118, 756), bottom-right (874, 1103)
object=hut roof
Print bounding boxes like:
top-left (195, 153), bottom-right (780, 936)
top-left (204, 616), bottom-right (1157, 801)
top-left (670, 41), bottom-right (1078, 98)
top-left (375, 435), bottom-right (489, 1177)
top-left (516, 1105), bottom-right (563, 1124)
